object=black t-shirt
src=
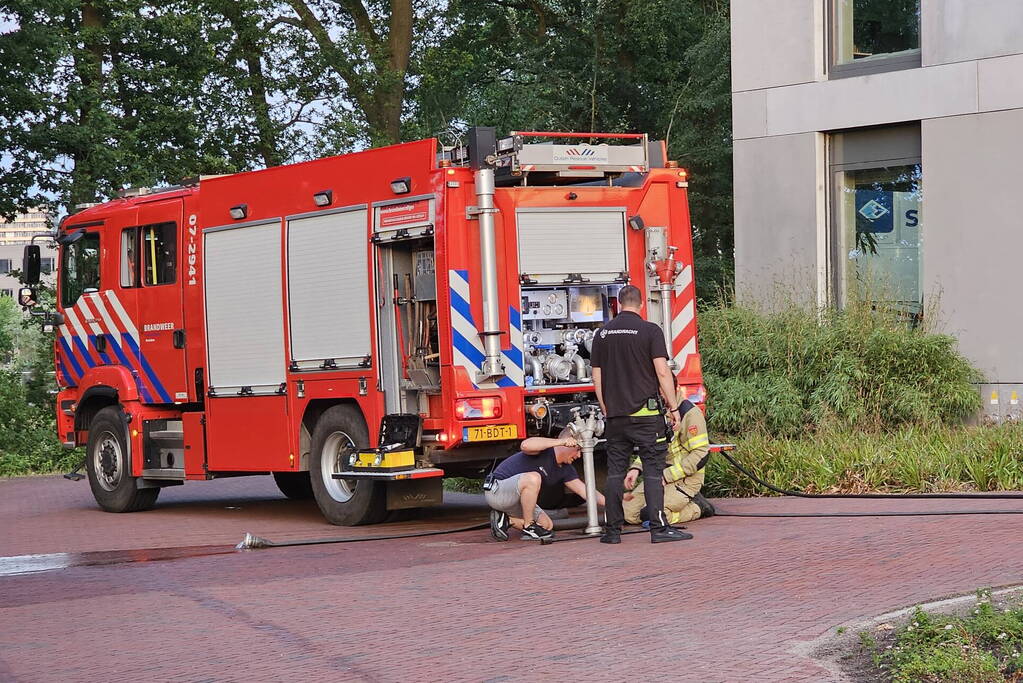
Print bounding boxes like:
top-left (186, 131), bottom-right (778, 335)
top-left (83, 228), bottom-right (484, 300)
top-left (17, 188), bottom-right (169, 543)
top-left (590, 310), bottom-right (669, 418)
top-left (492, 448), bottom-right (579, 486)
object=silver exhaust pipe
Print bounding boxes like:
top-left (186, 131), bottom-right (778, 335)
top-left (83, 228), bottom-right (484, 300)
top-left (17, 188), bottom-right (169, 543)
top-left (474, 168), bottom-right (505, 381)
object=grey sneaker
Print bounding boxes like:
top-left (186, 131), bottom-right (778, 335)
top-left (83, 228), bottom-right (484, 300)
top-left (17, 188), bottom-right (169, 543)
top-left (521, 522), bottom-right (554, 541)
top-left (490, 509), bottom-right (510, 541)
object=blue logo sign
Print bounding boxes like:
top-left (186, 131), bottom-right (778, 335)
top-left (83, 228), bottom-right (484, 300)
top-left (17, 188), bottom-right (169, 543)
top-left (855, 190), bottom-right (894, 234)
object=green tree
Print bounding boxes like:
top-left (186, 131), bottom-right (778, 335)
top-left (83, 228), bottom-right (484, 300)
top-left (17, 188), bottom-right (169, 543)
top-left (0, 1), bottom-right (238, 217)
top-left (411, 0), bottom-right (733, 299)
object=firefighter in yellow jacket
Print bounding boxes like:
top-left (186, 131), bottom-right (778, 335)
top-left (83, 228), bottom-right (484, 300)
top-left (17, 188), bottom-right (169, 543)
top-left (623, 396), bottom-right (712, 525)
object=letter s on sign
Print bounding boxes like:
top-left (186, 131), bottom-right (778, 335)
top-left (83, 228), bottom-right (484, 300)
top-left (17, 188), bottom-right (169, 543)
top-left (905, 209), bottom-right (919, 228)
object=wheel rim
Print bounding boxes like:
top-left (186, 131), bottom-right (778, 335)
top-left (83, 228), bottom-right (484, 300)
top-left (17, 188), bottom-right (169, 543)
top-left (93, 430), bottom-right (123, 492)
top-left (320, 430), bottom-right (358, 503)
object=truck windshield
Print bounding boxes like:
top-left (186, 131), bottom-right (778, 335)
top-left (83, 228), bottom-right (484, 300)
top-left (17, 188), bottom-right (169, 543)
top-left (61, 232), bottom-right (100, 306)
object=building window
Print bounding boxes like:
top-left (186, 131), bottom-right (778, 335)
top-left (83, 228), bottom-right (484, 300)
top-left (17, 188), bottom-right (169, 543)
top-left (0, 259), bottom-right (10, 274)
top-left (831, 0), bottom-right (921, 78)
top-left (829, 124), bottom-right (922, 324)
top-left (40, 257), bottom-right (54, 274)
top-left (1, 289), bottom-right (12, 298)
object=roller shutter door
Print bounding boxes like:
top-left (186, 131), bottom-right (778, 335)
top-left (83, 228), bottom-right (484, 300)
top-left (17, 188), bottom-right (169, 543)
top-left (516, 208), bottom-right (627, 284)
top-left (204, 220), bottom-right (285, 394)
top-left (287, 207), bottom-right (370, 369)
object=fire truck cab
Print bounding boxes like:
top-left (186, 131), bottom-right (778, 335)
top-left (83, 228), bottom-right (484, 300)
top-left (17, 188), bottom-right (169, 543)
top-left (22, 127), bottom-right (704, 525)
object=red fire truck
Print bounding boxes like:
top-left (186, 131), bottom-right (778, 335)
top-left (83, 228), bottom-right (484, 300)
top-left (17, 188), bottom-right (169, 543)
top-left (19, 128), bottom-right (704, 525)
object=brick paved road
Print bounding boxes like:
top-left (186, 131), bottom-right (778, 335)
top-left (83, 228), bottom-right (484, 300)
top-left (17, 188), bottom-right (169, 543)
top-left (2, 475), bottom-right (1023, 681)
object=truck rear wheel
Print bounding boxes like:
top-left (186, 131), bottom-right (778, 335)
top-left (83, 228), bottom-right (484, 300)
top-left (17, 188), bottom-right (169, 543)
top-left (309, 405), bottom-right (386, 525)
top-left (272, 472), bottom-right (314, 500)
top-left (86, 406), bottom-right (160, 513)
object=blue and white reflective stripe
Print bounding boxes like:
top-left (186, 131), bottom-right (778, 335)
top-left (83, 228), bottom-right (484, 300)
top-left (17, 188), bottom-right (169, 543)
top-left (121, 333), bottom-right (172, 403)
top-left (448, 269), bottom-right (523, 389)
top-left (63, 307), bottom-right (97, 368)
top-left (102, 292), bottom-right (172, 403)
top-left (89, 292), bottom-right (151, 400)
top-left (77, 298), bottom-right (112, 364)
top-left (503, 305), bottom-right (524, 386)
top-left (58, 337), bottom-right (84, 382)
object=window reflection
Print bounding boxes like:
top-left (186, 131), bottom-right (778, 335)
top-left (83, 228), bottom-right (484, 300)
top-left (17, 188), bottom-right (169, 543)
top-left (835, 0), bottom-right (920, 65)
top-left (839, 164), bottom-right (922, 323)
top-left (61, 233), bottom-right (101, 306)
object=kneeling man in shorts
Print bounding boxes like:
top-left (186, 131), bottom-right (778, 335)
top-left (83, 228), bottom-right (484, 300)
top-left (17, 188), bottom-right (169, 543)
top-left (486, 430), bottom-right (605, 541)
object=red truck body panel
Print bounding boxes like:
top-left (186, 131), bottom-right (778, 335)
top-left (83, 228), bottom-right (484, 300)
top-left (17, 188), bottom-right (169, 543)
top-left (53, 136), bottom-right (704, 481)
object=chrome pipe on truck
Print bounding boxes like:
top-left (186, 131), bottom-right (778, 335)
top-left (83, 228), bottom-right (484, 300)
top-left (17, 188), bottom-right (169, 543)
top-left (659, 282), bottom-right (674, 370)
top-left (648, 245), bottom-right (683, 371)
top-left (568, 407), bottom-right (605, 535)
top-left (474, 167), bottom-right (506, 381)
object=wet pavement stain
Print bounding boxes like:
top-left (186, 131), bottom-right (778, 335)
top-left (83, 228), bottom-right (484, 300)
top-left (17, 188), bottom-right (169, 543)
top-left (0, 545), bottom-right (238, 577)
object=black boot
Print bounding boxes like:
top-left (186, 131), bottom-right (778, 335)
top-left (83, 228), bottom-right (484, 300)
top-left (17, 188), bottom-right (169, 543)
top-left (693, 492), bottom-right (716, 518)
top-left (600, 529), bottom-right (621, 544)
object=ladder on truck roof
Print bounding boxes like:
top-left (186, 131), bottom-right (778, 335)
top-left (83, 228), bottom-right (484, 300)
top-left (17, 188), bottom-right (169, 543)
top-left (440, 129), bottom-right (660, 185)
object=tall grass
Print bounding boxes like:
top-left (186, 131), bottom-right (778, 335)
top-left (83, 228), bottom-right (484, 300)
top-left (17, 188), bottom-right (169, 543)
top-left (704, 423), bottom-right (1023, 497)
top-left (699, 301), bottom-right (983, 436)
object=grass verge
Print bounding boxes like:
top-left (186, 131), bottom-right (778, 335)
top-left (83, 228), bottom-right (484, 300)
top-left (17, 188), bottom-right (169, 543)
top-left (859, 590), bottom-right (1023, 682)
top-left (704, 423), bottom-right (1023, 497)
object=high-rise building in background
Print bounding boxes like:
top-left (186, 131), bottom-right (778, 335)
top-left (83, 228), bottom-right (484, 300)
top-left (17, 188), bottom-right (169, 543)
top-left (0, 208), bottom-right (51, 245)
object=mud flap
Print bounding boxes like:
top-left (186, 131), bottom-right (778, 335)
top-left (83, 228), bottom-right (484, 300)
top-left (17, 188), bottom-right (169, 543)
top-left (385, 478), bottom-right (443, 511)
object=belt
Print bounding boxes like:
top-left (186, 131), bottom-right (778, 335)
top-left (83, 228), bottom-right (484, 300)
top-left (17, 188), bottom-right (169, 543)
top-left (630, 405), bottom-right (661, 417)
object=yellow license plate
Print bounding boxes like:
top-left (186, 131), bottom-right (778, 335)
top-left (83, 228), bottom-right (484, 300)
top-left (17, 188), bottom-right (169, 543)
top-left (463, 424), bottom-right (518, 442)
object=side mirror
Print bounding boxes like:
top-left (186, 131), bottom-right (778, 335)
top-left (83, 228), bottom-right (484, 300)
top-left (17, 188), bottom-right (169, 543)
top-left (43, 311), bottom-right (64, 333)
top-left (22, 245), bottom-right (41, 285)
top-left (18, 287), bottom-right (37, 310)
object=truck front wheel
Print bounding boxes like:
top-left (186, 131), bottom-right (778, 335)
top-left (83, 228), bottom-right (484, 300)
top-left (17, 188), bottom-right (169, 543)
top-left (309, 405), bottom-right (386, 525)
top-left (272, 472), bottom-right (314, 500)
top-left (86, 406), bottom-right (160, 512)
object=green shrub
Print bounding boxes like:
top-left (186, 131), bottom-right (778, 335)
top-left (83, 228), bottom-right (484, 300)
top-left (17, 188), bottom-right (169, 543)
top-left (699, 302), bottom-right (983, 436)
top-left (866, 593), bottom-right (1023, 682)
top-left (0, 295), bottom-right (71, 478)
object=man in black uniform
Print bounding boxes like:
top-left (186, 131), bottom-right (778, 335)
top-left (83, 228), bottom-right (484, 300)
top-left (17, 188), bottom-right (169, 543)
top-left (590, 284), bottom-right (691, 544)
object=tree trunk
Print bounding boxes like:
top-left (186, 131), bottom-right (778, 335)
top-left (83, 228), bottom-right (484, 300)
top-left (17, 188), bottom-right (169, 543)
top-left (70, 1), bottom-right (106, 206)
top-left (221, 3), bottom-right (281, 168)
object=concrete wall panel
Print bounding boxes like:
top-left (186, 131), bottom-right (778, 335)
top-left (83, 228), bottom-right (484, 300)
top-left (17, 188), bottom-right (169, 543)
top-left (731, 0), bottom-right (819, 93)
top-left (923, 0), bottom-right (1023, 66)
top-left (923, 110), bottom-right (1023, 382)
top-left (732, 89), bottom-right (767, 140)
top-left (978, 53), bottom-right (1023, 112)
top-left (761, 60), bottom-right (977, 138)
top-left (733, 133), bottom-right (822, 309)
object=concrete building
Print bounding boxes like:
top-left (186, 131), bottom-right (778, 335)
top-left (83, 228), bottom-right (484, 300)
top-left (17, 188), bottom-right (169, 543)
top-left (0, 244), bottom-right (56, 300)
top-left (731, 0), bottom-right (1023, 418)
top-left (0, 208), bottom-right (51, 246)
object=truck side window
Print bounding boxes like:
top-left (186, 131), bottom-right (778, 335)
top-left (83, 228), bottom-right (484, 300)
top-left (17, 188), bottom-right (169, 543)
top-left (142, 222), bottom-right (176, 286)
top-left (120, 228), bottom-right (139, 287)
top-left (60, 232), bottom-right (101, 306)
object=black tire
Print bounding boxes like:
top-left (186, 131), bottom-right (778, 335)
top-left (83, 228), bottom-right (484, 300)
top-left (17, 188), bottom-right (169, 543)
top-left (273, 471), bottom-right (315, 500)
top-left (309, 405), bottom-right (386, 526)
top-left (85, 406), bottom-right (159, 513)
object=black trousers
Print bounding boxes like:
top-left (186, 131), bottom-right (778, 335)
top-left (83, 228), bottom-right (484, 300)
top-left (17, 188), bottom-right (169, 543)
top-left (604, 415), bottom-right (668, 532)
